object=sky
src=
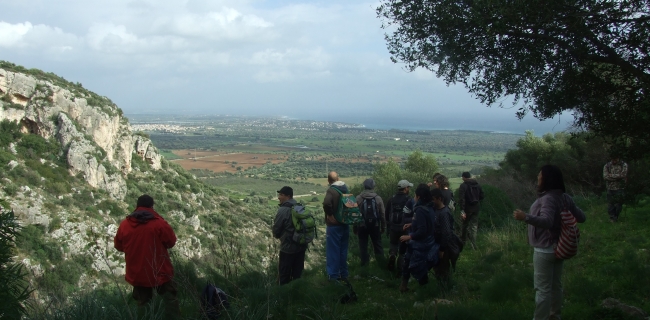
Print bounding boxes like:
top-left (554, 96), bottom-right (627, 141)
top-left (0, 0), bottom-right (572, 133)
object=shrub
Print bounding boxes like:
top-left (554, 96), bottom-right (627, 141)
top-left (3, 184), bottom-right (18, 196)
top-left (0, 209), bottom-right (32, 318)
top-left (0, 120), bottom-right (22, 148)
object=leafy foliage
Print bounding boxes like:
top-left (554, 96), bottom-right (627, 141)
top-left (377, 0), bottom-right (650, 158)
top-left (0, 208), bottom-right (32, 319)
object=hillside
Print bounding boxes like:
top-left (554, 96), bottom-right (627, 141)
top-left (0, 61), bottom-right (294, 307)
top-left (1, 62), bottom-right (649, 320)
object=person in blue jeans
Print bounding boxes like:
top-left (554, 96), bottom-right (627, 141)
top-left (322, 171), bottom-right (350, 280)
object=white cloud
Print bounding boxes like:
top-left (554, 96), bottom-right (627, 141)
top-left (0, 21), bottom-right (32, 47)
top-left (0, 21), bottom-right (79, 52)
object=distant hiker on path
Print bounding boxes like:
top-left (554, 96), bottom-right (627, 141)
top-left (513, 165), bottom-right (585, 320)
top-left (272, 186), bottom-right (307, 285)
top-left (114, 194), bottom-right (180, 319)
top-left (354, 178), bottom-right (386, 266)
top-left (603, 156), bottom-right (627, 222)
top-left (385, 180), bottom-right (413, 273)
top-left (323, 171), bottom-right (350, 280)
top-left (458, 172), bottom-right (484, 250)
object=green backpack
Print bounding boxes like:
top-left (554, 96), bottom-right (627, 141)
top-left (331, 187), bottom-right (363, 225)
top-left (290, 203), bottom-right (317, 245)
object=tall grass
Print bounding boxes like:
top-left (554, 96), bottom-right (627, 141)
top-left (25, 197), bottom-right (650, 319)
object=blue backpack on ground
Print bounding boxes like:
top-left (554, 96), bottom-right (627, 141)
top-left (201, 283), bottom-right (229, 319)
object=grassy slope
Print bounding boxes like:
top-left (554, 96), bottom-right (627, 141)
top-left (32, 197), bottom-right (650, 320)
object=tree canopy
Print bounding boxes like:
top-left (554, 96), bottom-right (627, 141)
top-left (377, 0), bottom-right (650, 158)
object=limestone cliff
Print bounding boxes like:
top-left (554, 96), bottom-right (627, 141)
top-left (0, 67), bottom-right (161, 199)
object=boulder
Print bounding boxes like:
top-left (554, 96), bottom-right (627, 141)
top-left (602, 298), bottom-right (649, 320)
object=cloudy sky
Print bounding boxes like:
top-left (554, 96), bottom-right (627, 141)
top-left (0, 0), bottom-right (571, 133)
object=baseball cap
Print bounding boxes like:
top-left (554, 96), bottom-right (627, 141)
top-left (277, 186), bottom-right (293, 197)
top-left (397, 180), bottom-right (413, 189)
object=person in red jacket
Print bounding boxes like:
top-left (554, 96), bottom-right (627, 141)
top-left (114, 194), bottom-right (180, 317)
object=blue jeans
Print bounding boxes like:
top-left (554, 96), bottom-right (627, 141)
top-left (326, 225), bottom-right (349, 280)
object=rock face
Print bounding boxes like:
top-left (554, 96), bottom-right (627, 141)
top-left (0, 67), bottom-right (161, 199)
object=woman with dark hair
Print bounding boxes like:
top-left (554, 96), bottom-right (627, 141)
top-left (398, 184), bottom-right (438, 292)
top-left (434, 174), bottom-right (454, 209)
top-left (513, 165), bottom-right (586, 320)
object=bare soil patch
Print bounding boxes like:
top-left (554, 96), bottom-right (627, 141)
top-left (171, 150), bottom-right (286, 173)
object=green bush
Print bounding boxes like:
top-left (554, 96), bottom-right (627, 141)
top-left (3, 184), bottom-right (18, 196)
top-left (0, 209), bottom-right (32, 318)
top-left (0, 120), bottom-right (23, 148)
top-left (17, 133), bottom-right (55, 157)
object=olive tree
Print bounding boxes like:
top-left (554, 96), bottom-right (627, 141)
top-left (377, 0), bottom-right (650, 158)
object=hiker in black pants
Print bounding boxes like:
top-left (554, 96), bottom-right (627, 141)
top-left (354, 179), bottom-right (386, 266)
top-left (385, 180), bottom-right (414, 273)
top-left (458, 172), bottom-right (484, 250)
top-left (272, 186), bottom-right (307, 285)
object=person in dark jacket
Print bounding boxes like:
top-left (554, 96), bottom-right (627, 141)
top-left (458, 172), bottom-right (484, 250)
top-left (431, 188), bottom-right (460, 284)
top-left (114, 194), bottom-right (180, 319)
top-left (272, 186), bottom-right (307, 285)
top-left (322, 171), bottom-right (350, 280)
top-left (514, 165), bottom-right (586, 320)
top-left (354, 178), bottom-right (386, 266)
top-left (385, 180), bottom-right (413, 272)
top-left (399, 184), bottom-right (437, 292)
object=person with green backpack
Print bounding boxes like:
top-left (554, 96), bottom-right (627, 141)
top-left (273, 186), bottom-right (312, 285)
top-left (322, 171), bottom-right (357, 281)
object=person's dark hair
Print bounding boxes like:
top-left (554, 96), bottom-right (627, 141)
top-left (434, 175), bottom-right (449, 188)
top-left (415, 183), bottom-right (433, 203)
top-left (538, 165), bottom-right (566, 193)
top-left (432, 172), bottom-right (442, 181)
top-left (430, 188), bottom-right (443, 200)
top-left (461, 172), bottom-right (471, 179)
top-left (137, 194), bottom-right (155, 208)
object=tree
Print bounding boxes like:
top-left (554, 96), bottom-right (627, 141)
top-left (377, 0), bottom-right (650, 158)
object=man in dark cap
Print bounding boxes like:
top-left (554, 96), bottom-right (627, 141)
top-left (354, 178), bottom-right (386, 266)
top-left (385, 180), bottom-right (413, 273)
top-left (458, 172), bottom-right (484, 250)
top-left (114, 194), bottom-right (180, 319)
top-left (272, 186), bottom-right (307, 284)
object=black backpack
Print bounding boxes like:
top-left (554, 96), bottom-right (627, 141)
top-left (360, 197), bottom-right (378, 226)
top-left (201, 283), bottom-right (229, 319)
top-left (390, 194), bottom-right (410, 225)
top-left (466, 183), bottom-right (483, 206)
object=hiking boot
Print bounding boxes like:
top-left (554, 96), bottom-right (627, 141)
top-left (387, 255), bottom-right (396, 271)
top-left (399, 279), bottom-right (409, 293)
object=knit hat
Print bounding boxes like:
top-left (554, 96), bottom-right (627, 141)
top-left (363, 178), bottom-right (375, 190)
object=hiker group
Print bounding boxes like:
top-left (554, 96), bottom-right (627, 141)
top-left (271, 170), bottom-right (485, 295)
top-left (112, 156), bottom-right (623, 320)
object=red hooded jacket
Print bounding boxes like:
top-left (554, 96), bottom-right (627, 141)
top-left (114, 207), bottom-right (177, 287)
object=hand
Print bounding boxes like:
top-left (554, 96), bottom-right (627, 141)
top-left (427, 182), bottom-right (433, 187)
top-left (513, 209), bottom-right (526, 221)
top-left (402, 223), bottom-right (412, 231)
top-left (326, 215), bottom-right (338, 224)
top-left (399, 235), bottom-right (411, 242)
top-left (461, 211), bottom-right (467, 220)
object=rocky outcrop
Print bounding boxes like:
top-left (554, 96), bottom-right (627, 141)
top-left (0, 67), bottom-right (162, 199)
top-left (602, 298), bottom-right (649, 320)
